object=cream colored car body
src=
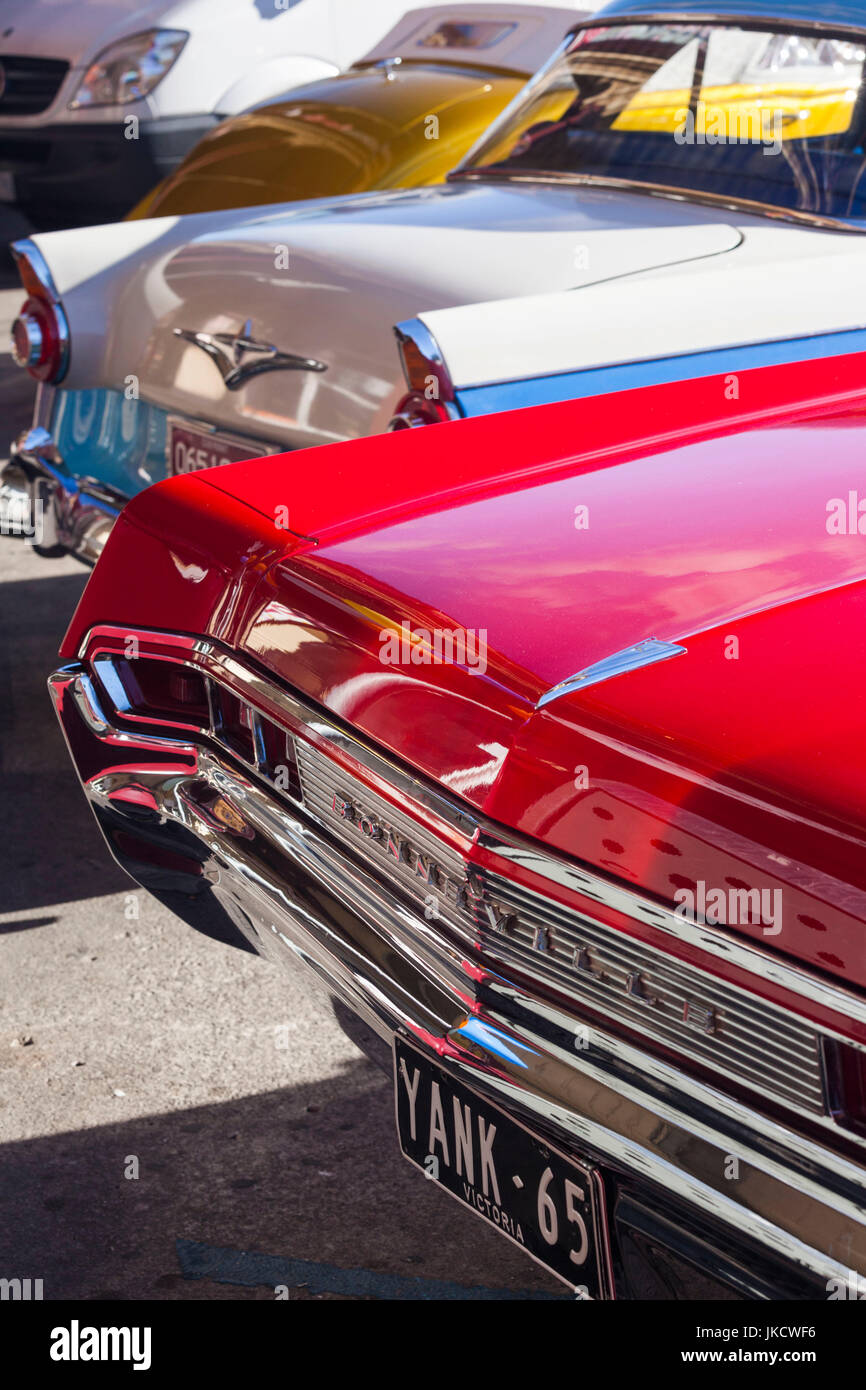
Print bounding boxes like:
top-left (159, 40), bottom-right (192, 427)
top-left (25, 183), bottom-right (850, 453)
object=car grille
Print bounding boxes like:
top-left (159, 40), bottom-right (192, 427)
top-left (295, 738), bottom-right (470, 912)
top-left (0, 56), bottom-right (68, 115)
top-left (294, 739), bottom-right (827, 1117)
top-left (466, 872), bottom-right (825, 1113)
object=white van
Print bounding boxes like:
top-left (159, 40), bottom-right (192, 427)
top-left (0, 0), bottom-right (420, 223)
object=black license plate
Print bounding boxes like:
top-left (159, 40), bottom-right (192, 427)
top-left (393, 1037), bottom-right (613, 1297)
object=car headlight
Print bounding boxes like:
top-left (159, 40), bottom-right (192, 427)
top-left (69, 29), bottom-right (188, 108)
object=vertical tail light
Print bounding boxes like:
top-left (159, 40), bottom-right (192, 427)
top-left (9, 239), bottom-right (69, 384)
top-left (389, 318), bottom-right (457, 430)
top-left (823, 1038), bottom-right (866, 1137)
top-left (206, 684), bottom-right (302, 797)
top-left (256, 713), bottom-right (303, 799)
top-left (208, 685), bottom-right (257, 764)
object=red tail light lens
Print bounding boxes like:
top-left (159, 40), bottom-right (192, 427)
top-left (388, 390), bottom-right (453, 430)
top-left (9, 239), bottom-right (69, 383)
top-left (10, 295), bottom-right (67, 382)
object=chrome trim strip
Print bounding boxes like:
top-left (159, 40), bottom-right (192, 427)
top-left (483, 992), bottom-right (866, 1218)
top-left (472, 996), bottom-right (866, 1278)
top-left (485, 836), bottom-right (866, 1036)
top-left (537, 638), bottom-right (688, 708)
top-left (33, 384), bottom-right (54, 433)
top-left (71, 672), bottom-right (111, 736)
top-left (448, 167), bottom-right (866, 235)
top-left (49, 660), bottom-right (866, 1286)
top-left (77, 626), bottom-right (866, 1034)
top-left (84, 630), bottom-right (480, 842)
top-left (569, 11), bottom-right (866, 43)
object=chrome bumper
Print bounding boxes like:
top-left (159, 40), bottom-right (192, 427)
top-left (2, 427), bottom-right (125, 564)
top-left (49, 658), bottom-right (866, 1299)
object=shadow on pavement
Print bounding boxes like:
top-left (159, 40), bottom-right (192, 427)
top-left (0, 568), bottom-right (129, 913)
top-left (0, 1066), bottom-right (563, 1301)
top-left (0, 916), bottom-right (59, 936)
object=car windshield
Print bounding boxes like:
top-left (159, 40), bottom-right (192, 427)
top-left (453, 21), bottom-right (866, 226)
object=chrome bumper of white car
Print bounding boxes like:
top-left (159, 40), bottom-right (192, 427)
top-left (1, 427), bottom-right (124, 563)
top-left (48, 646), bottom-right (866, 1300)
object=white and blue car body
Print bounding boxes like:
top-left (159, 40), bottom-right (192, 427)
top-left (6, 0), bottom-right (866, 562)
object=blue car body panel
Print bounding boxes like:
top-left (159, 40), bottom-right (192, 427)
top-left (51, 389), bottom-right (169, 499)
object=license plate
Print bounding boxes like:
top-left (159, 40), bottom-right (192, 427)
top-left (393, 1037), bottom-right (613, 1297)
top-left (167, 421), bottom-right (262, 475)
top-left (0, 171), bottom-right (15, 201)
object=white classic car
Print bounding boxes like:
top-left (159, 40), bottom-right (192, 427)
top-left (6, 0), bottom-right (866, 563)
top-left (0, 0), bottom-right (436, 224)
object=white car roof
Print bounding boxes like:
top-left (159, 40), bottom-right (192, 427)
top-left (358, 3), bottom-right (591, 74)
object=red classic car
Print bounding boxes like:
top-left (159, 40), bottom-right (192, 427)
top-left (50, 351), bottom-right (866, 1299)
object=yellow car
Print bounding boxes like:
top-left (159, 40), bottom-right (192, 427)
top-left (130, 4), bottom-right (587, 218)
top-left (612, 83), bottom-right (856, 142)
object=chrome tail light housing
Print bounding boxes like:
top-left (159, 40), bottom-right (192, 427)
top-left (389, 317), bottom-right (459, 430)
top-left (9, 239), bottom-right (69, 384)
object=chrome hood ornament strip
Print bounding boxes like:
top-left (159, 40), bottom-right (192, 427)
top-left (173, 318), bottom-right (327, 391)
top-left (537, 638), bottom-right (687, 709)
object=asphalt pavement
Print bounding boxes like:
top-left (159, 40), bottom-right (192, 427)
top-left (0, 227), bottom-right (563, 1301)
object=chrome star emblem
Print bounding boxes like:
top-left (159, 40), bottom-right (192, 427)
top-left (173, 319), bottom-right (327, 391)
